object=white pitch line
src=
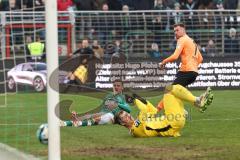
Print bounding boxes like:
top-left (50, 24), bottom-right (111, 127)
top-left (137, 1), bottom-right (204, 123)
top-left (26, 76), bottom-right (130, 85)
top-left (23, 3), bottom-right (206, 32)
top-left (0, 143), bottom-right (40, 160)
top-left (189, 118), bottom-right (240, 121)
top-left (0, 123), bottom-right (41, 126)
top-left (1, 118), bottom-right (240, 126)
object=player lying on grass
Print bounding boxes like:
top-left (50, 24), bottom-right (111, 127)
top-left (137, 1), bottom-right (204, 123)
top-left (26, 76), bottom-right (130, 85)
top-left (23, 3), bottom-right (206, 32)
top-left (116, 84), bottom-right (213, 137)
top-left (60, 79), bottom-right (131, 127)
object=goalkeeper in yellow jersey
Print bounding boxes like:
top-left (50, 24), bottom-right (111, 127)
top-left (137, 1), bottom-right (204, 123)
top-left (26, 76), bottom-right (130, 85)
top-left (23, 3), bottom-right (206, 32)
top-left (116, 84), bottom-right (213, 137)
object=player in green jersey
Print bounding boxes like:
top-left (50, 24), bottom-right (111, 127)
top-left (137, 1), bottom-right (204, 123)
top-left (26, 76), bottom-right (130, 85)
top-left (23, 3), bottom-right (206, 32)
top-left (61, 79), bottom-right (131, 127)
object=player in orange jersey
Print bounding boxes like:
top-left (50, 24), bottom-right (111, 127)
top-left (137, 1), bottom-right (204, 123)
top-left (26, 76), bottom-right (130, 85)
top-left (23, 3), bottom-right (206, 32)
top-left (158, 23), bottom-right (203, 111)
top-left (159, 23), bottom-right (203, 86)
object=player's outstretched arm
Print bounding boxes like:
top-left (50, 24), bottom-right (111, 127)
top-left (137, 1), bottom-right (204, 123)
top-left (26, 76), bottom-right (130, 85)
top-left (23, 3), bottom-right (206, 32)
top-left (118, 102), bottom-right (131, 113)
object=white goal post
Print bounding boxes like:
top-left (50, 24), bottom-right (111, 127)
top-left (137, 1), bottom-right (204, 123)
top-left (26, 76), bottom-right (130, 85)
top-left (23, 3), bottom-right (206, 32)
top-left (45, 1), bottom-right (61, 160)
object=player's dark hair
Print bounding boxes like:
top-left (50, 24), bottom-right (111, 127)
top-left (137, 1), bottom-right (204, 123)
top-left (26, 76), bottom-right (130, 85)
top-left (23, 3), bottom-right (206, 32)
top-left (113, 79), bottom-right (123, 85)
top-left (173, 23), bottom-right (185, 28)
top-left (115, 110), bottom-right (134, 126)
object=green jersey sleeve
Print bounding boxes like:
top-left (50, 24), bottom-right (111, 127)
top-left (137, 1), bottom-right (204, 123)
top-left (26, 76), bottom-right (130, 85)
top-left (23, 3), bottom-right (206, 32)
top-left (101, 93), bottom-right (131, 115)
top-left (115, 94), bottom-right (131, 113)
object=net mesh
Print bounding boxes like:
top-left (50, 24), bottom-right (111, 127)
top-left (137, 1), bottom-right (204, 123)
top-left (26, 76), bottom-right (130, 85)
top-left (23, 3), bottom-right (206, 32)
top-left (0, 2), bottom-right (48, 158)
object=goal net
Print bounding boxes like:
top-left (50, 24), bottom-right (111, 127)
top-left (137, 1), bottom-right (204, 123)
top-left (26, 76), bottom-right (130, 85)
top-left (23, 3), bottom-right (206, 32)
top-left (0, 2), bottom-right (49, 159)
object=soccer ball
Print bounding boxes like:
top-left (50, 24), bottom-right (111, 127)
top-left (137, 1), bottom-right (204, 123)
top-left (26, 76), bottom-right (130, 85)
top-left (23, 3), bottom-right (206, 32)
top-left (36, 123), bottom-right (48, 144)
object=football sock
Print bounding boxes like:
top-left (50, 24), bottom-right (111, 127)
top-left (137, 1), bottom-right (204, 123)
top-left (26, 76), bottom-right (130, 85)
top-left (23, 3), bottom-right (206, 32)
top-left (170, 84), bottom-right (196, 103)
top-left (77, 119), bottom-right (96, 127)
top-left (66, 121), bottom-right (73, 126)
top-left (195, 97), bottom-right (201, 106)
top-left (157, 100), bottom-right (164, 111)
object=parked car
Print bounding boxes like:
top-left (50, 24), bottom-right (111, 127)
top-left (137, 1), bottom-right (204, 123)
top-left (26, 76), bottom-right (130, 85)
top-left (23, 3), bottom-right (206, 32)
top-left (7, 62), bottom-right (47, 92)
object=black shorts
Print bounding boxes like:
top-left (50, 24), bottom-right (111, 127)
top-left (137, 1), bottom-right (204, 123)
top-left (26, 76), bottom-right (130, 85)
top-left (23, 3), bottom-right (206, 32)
top-left (172, 71), bottom-right (198, 87)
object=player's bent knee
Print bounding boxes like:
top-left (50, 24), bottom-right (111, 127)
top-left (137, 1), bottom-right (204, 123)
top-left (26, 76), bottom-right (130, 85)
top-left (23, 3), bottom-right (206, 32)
top-left (98, 113), bottom-right (114, 124)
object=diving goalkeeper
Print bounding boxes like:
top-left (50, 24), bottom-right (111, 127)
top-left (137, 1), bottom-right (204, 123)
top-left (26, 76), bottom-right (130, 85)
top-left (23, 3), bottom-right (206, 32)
top-left (60, 79), bottom-right (131, 127)
top-left (116, 84), bottom-right (213, 137)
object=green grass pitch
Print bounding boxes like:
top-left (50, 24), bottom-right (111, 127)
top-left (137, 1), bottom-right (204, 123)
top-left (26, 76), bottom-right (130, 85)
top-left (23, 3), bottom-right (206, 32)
top-left (0, 90), bottom-right (240, 160)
